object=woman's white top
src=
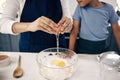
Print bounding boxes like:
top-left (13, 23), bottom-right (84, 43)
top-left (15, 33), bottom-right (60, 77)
top-left (0, 0), bottom-right (71, 34)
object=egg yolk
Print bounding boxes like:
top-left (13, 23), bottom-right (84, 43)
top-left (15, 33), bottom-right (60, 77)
top-left (51, 59), bottom-right (65, 67)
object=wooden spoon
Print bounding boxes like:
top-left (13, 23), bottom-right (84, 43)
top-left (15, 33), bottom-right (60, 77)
top-left (13, 55), bottom-right (23, 78)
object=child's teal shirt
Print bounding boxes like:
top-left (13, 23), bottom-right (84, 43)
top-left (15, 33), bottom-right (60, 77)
top-left (73, 2), bottom-right (119, 41)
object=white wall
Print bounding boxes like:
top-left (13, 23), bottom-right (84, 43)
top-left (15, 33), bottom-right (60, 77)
top-left (69, 0), bottom-right (77, 15)
top-left (100, 0), bottom-right (117, 8)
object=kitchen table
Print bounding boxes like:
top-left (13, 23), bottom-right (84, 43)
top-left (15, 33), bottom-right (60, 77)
top-left (0, 52), bottom-right (100, 80)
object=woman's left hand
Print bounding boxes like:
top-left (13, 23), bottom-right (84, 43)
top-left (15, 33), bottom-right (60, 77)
top-left (57, 17), bottom-right (72, 34)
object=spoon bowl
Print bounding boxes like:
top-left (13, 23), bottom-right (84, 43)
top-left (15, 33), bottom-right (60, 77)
top-left (13, 55), bottom-right (23, 78)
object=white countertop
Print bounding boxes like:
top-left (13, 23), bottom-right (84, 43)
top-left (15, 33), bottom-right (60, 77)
top-left (0, 52), bottom-right (100, 80)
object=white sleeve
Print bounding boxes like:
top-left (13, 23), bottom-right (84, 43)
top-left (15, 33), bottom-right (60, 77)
top-left (0, 0), bottom-right (20, 34)
top-left (60, 0), bottom-right (72, 20)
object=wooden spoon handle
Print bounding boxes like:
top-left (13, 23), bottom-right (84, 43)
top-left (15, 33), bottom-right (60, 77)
top-left (18, 55), bottom-right (21, 67)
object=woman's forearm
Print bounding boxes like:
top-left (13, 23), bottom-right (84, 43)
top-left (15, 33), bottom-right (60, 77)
top-left (12, 22), bottom-right (30, 34)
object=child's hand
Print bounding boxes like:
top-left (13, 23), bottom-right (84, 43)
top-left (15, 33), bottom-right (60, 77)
top-left (58, 51), bottom-right (74, 58)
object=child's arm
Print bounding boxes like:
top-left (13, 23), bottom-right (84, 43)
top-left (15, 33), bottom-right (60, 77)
top-left (69, 20), bottom-right (80, 51)
top-left (111, 23), bottom-right (120, 50)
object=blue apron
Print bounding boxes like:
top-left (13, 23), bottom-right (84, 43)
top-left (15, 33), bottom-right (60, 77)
top-left (78, 38), bottom-right (108, 54)
top-left (19, 0), bottom-right (66, 52)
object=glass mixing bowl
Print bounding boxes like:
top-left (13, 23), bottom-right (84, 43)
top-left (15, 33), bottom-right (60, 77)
top-left (98, 51), bottom-right (120, 67)
top-left (36, 48), bottom-right (78, 80)
top-left (99, 51), bottom-right (120, 80)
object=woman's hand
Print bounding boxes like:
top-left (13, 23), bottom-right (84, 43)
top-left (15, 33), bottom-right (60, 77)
top-left (57, 17), bottom-right (72, 34)
top-left (12, 16), bottom-right (72, 34)
top-left (28, 16), bottom-right (58, 34)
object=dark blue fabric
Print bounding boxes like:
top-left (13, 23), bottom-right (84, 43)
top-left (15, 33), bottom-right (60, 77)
top-left (78, 38), bottom-right (108, 54)
top-left (20, 0), bottom-right (66, 52)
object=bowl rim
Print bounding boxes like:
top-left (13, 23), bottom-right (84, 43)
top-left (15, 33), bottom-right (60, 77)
top-left (36, 47), bottom-right (78, 69)
top-left (97, 51), bottom-right (120, 65)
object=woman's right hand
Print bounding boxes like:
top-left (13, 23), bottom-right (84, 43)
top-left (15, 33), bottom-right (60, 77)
top-left (28, 16), bottom-right (58, 34)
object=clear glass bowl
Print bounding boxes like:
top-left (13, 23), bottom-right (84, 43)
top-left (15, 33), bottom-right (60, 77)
top-left (99, 51), bottom-right (120, 80)
top-left (36, 48), bottom-right (78, 80)
top-left (98, 51), bottom-right (120, 67)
